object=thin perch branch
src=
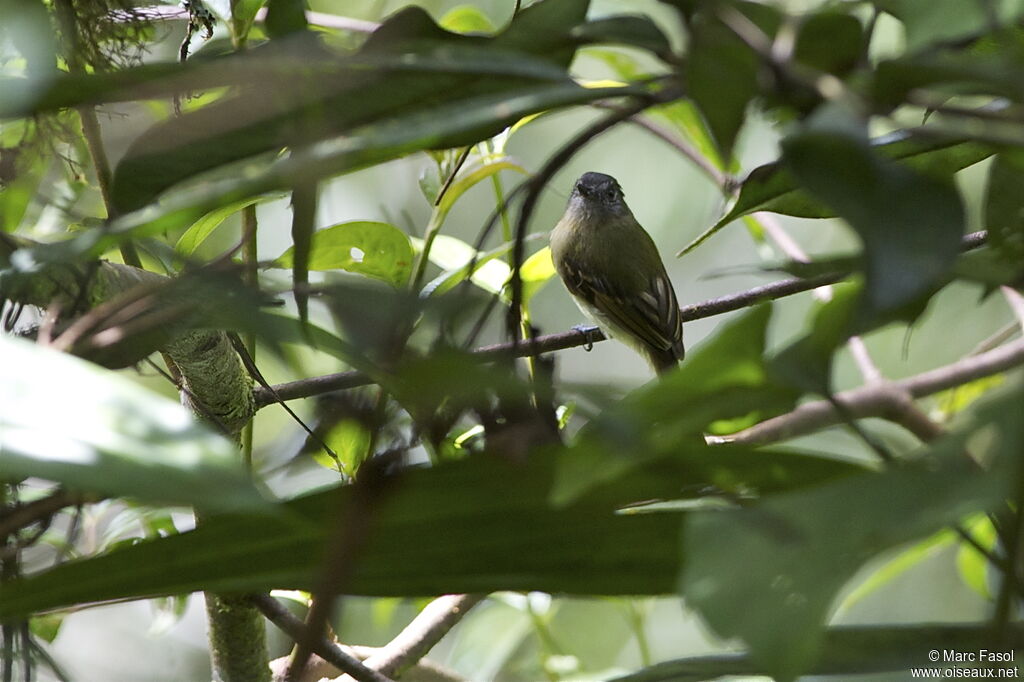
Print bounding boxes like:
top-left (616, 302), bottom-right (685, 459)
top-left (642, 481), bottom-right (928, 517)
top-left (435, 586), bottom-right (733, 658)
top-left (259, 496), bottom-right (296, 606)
top-left (344, 594), bottom-right (485, 680)
top-left (255, 271), bottom-right (845, 407)
top-left (251, 594), bottom-right (393, 682)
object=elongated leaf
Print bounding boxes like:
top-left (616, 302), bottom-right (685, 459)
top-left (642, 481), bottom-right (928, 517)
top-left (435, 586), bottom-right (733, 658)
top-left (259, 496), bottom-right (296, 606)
top-left (685, 1), bottom-right (780, 161)
top-left (984, 151), bottom-right (1024, 262)
top-left (0, 336), bottom-right (266, 512)
top-left (110, 1), bottom-right (595, 212)
top-left (873, 0), bottom-right (1024, 51)
top-left (275, 221), bottom-right (414, 287)
top-left (438, 159), bottom-right (528, 216)
top-left (0, 438), bottom-right (864, 617)
top-left (681, 133), bottom-right (992, 255)
top-left (569, 15), bottom-right (672, 56)
top-left (175, 194), bottom-right (280, 256)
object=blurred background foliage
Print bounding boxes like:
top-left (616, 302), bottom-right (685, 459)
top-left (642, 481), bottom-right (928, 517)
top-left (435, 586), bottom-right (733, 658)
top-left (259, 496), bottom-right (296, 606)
top-left (1, 0), bottom-right (1023, 680)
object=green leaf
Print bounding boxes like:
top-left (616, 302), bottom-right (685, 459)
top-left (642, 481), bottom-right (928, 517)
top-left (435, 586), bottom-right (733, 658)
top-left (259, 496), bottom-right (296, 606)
top-left (570, 16), bottom-right (672, 56)
top-left (873, 0), bottom-right (1024, 51)
top-left (230, 0), bottom-right (266, 44)
top-left (553, 305), bottom-right (800, 504)
top-left (984, 151), bottom-right (1024, 262)
top-left (437, 159), bottom-right (528, 217)
top-left (952, 247), bottom-right (1024, 288)
top-left (770, 281), bottom-right (860, 393)
top-left (440, 5), bottom-right (497, 34)
top-left (275, 221), bottom-right (414, 287)
top-left (685, 1), bottom-right (781, 161)
top-left (0, 438), bottom-right (863, 618)
top-left (109, 0), bottom-right (596, 212)
top-left (792, 12), bottom-right (863, 77)
top-left (174, 195), bottom-right (279, 256)
top-left (264, 0), bottom-right (308, 38)
top-left (521, 245), bottom-right (557, 303)
top-left (782, 126), bottom-right (965, 328)
top-left (681, 382), bottom-right (1020, 681)
top-left (682, 133), bottom-right (991, 255)
top-left (0, 336), bottom-right (266, 512)
top-left (837, 530), bottom-right (956, 612)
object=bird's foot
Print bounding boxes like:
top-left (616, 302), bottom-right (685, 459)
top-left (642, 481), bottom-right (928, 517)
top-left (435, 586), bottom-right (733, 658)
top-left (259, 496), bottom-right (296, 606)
top-left (572, 324), bottom-right (600, 352)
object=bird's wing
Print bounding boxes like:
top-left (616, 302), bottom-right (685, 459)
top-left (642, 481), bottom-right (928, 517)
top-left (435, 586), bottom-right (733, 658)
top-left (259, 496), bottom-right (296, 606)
top-left (560, 258), bottom-right (683, 354)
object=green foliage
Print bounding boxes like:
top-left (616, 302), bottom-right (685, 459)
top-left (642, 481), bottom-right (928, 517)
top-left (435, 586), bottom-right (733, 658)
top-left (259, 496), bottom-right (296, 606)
top-left (0, 336), bottom-right (266, 511)
top-left (0, 430), bottom-right (865, 618)
top-left (275, 220), bottom-right (414, 287)
top-left (682, 383), bottom-right (1021, 681)
top-left (783, 123), bottom-right (964, 329)
top-left (2, 0), bottom-right (1024, 679)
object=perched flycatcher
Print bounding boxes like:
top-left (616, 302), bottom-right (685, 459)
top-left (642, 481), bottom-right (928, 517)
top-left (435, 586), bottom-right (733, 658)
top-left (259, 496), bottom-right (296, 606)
top-left (550, 172), bottom-right (684, 375)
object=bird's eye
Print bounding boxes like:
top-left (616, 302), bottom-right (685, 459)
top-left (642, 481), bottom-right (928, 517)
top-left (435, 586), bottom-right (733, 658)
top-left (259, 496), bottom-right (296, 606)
top-left (605, 189), bottom-right (616, 201)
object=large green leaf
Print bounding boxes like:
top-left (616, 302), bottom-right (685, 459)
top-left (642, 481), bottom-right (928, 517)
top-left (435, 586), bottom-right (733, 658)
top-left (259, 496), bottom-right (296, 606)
top-left (682, 382), bottom-right (1020, 681)
top-left (782, 126), bottom-right (965, 328)
top-left (984, 151), bottom-right (1024, 262)
top-left (109, 0), bottom-right (600, 212)
top-left (274, 221), bottom-right (415, 287)
top-left (684, 1), bottom-right (780, 161)
top-left (681, 132), bottom-right (991, 255)
top-left (0, 440), bottom-right (864, 618)
top-left (0, 336), bottom-right (266, 511)
top-left (609, 624), bottom-right (1024, 681)
top-left (873, 0), bottom-right (1024, 51)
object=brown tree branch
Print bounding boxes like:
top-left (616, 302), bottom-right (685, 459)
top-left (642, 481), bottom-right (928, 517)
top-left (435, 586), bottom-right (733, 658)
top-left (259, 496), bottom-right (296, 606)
top-left (711, 336), bottom-right (1024, 445)
top-left (250, 593), bottom-right (393, 682)
top-left (342, 594), bottom-right (485, 680)
top-left (255, 271), bottom-right (845, 407)
top-left (0, 490), bottom-right (89, 539)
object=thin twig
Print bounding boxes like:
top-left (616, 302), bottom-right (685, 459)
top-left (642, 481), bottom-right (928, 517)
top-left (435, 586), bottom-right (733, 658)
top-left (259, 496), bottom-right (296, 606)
top-left (250, 594), bottom-right (393, 682)
top-left (348, 595), bottom-right (485, 679)
top-left (255, 271), bottom-right (845, 407)
top-left (0, 490), bottom-right (87, 541)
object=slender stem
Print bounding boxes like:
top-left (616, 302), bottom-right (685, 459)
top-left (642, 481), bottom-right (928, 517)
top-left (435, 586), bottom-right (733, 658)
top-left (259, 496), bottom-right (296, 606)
top-left (52, 0), bottom-right (140, 268)
top-left (993, 469), bottom-right (1024, 640)
top-left (411, 147), bottom-right (472, 290)
top-left (625, 600), bottom-right (653, 668)
top-left (241, 203), bottom-right (258, 471)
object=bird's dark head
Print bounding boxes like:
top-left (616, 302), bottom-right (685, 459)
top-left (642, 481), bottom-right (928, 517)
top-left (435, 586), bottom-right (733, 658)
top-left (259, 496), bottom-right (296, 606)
top-left (567, 172), bottom-right (629, 220)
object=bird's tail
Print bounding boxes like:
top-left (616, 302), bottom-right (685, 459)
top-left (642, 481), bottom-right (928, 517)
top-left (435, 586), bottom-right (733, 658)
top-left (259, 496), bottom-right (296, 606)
top-left (649, 346), bottom-right (684, 377)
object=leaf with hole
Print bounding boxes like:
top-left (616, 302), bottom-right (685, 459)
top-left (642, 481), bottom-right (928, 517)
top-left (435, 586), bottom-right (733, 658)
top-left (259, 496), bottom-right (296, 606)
top-left (275, 221), bottom-right (414, 287)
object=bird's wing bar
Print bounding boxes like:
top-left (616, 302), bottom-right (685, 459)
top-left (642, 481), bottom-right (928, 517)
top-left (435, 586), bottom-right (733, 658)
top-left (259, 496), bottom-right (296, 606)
top-left (561, 260), bottom-right (681, 353)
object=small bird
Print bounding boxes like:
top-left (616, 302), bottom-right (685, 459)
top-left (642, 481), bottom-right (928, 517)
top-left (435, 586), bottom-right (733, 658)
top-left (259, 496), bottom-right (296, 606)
top-left (550, 172), bottom-right (684, 375)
